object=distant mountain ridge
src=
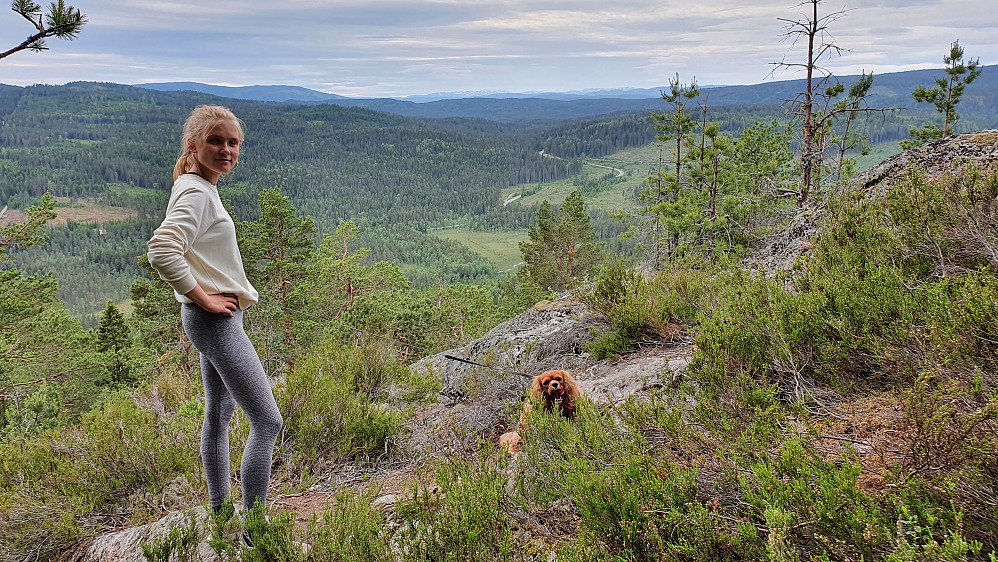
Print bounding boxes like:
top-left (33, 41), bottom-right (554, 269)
top-left (128, 65), bottom-right (998, 122)
top-left (134, 82), bottom-right (349, 103)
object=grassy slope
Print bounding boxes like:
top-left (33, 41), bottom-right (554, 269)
top-left (434, 144), bottom-right (658, 265)
top-left (435, 228), bottom-right (528, 272)
top-left (441, 138), bottom-right (895, 268)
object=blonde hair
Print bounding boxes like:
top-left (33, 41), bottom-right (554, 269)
top-left (173, 105), bottom-right (245, 181)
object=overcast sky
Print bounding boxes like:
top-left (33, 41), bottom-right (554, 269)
top-left (1, 1), bottom-right (995, 97)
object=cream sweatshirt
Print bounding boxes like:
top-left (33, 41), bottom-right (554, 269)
top-left (147, 173), bottom-right (258, 310)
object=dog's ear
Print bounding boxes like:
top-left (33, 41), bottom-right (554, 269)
top-left (530, 374), bottom-right (544, 399)
top-left (563, 371), bottom-right (581, 398)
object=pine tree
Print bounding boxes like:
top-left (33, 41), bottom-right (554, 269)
top-left (901, 40), bottom-right (982, 148)
top-left (95, 300), bottom-right (134, 388)
top-left (518, 191), bottom-right (602, 292)
top-left (1, 0), bottom-right (86, 60)
top-left (774, 2), bottom-right (894, 204)
top-left (828, 72), bottom-right (875, 184)
top-left (237, 187), bottom-right (316, 373)
top-left (643, 75), bottom-right (701, 261)
top-left (95, 301), bottom-right (129, 353)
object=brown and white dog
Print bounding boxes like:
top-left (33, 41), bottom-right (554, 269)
top-left (500, 369), bottom-right (582, 454)
top-left (524, 369), bottom-right (580, 422)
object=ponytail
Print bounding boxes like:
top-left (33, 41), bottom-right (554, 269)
top-left (173, 149), bottom-right (199, 182)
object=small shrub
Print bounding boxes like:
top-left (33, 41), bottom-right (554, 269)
top-left (241, 502), bottom-right (303, 562)
top-left (392, 453), bottom-right (515, 561)
top-left (307, 488), bottom-right (388, 561)
top-left (739, 439), bottom-right (889, 560)
top-left (141, 513), bottom-right (201, 562)
top-left (279, 340), bottom-right (411, 467)
top-left (583, 327), bottom-right (634, 360)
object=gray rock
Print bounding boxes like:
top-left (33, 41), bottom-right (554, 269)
top-left (80, 507), bottom-right (219, 562)
top-left (413, 294), bottom-right (609, 408)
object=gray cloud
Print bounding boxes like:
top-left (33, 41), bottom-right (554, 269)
top-left (0, 0), bottom-right (994, 96)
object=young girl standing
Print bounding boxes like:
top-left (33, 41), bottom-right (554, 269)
top-left (148, 105), bottom-right (283, 515)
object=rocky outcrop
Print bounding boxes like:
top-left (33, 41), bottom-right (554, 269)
top-left (750, 130), bottom-right (998, 274)
top-left (852, 130), bottom-right (998, 195)
top-left (414, 295), bottom-right (608, 407)
top-left (73, 508), bottom-right (218, 562)
top-left (405, 295), bottom-right (610, 454)
top-left (405, 293), bottom-right (692, 455)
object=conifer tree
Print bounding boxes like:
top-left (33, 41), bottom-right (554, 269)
top-left (901, 40), bottom-right (982, 148)
top-left (828, 72), bottom-right (874, 184)
top-left (1, 0), bottom-right (86, 60)
top-left (237, 187), bottom-right (316, 372)
top-left (0, 192), bottom-right (56, 262)
top-left (95, 301), bottom-right (129, 353)
top-left (643, 75), bottom-right (701, 261)
top-left (518, 191), bottom-right (602, 291)
top-left (774, 1), bottom-right (893, 204)
top-left (95, 300), bottom-right (134, 388)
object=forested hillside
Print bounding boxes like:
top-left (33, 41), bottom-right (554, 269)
top-left (4, 67), bottom-right (998, 324)
top-left (0, 83), bottom-right (580, 321)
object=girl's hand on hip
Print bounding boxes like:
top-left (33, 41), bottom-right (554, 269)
top-left (202, 293), bottom-right (239, 317)
top-left (185, 286), bottom-right (239, 317)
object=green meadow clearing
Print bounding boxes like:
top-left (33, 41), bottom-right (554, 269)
top-left (434, 227), bottom-right (528, 272)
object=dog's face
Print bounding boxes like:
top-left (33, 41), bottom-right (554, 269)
top-left (532, 369), bottom-right (576, 403)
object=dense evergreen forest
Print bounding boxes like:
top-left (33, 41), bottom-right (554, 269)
top-left (3, 79), bottom-right (998, 324)
top-left (0, 83), bottom-right (580, 321)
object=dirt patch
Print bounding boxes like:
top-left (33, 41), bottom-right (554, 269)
top-left (809, 392), bottom-right (909, 495)
top-left (0, 197), bottom-right (134, 227)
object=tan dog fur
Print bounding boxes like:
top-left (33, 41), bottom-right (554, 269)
top-left (499, 369), bottom-right (582, 454)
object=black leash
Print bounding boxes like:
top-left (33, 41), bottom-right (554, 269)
top-left (443, 354), bottom-right (533, 379)
top-left (255, 298), bottom-right (534, 380)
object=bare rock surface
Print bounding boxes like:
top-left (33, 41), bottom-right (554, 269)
top-left (75, 508), bottom-right (218, 562)
top-left (575, 346), bottom-right (692, 405)
top-left (852, 130), bottom-right (998, 195)
top-left (413, 295), bottom-right (608, 407)
top-left (749, 130), bottom-right (998, 275)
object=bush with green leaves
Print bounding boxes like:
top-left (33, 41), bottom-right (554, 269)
top-left (578, 256), bottom-right (712, 359)
top-left (508, 397), bottom-right (763, 561)
top-left (306, 488), bottom-right (389, 562)
top-left (279, 339), bottom-right (436, 470)
top-left (391, 454), bottom-right (516, 561)
top-left (0, 386), bottom-right (202, 560)
top-left (141, 513), bottom-right (201, 562)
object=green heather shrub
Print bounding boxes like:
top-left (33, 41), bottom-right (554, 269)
top-left (510, 398), bottom-right (762, 561)
top-left (141, 513), bottom-right (201, 562)
top-left (885, 493), bottom-right (986, 562)
top-left (240, 502), bottom-right (303, 562)
top-left (739, 439), bottom-right (888, 560)
top-left (278, 339), bottom-right (429, 468)
top-left (561, 456), bottom-right (759, 562)
top-left (392, 453), bottom-right (515, 561)
top-left (0, 390), bottom-right (201, 560)
top-left (306, 488), bottom-right (388, 561)
top-left (579, 257), bottom-right (714, 359)
top-left (203, 501), bottom-right (305, 561)
top-left (584, 327), bottom-right (635, 360)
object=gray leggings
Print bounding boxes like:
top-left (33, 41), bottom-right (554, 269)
top-left (182, 304), bottom-right (283, 512)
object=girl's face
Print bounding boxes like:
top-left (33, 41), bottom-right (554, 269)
top-left (189, 120), bottom-right (241, 184)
